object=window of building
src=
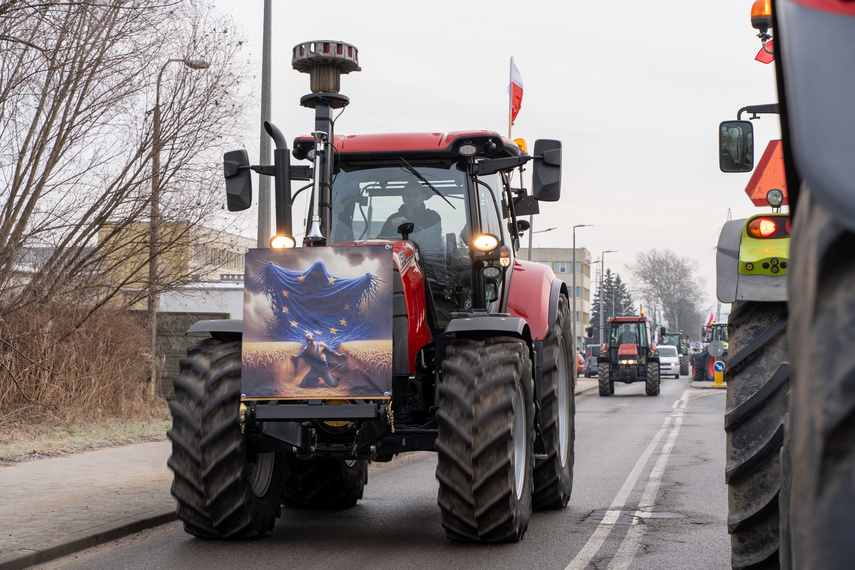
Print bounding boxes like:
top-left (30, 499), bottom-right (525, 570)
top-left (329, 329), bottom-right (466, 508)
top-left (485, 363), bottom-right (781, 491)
top-left (555, 261), bottom-right (571, 274)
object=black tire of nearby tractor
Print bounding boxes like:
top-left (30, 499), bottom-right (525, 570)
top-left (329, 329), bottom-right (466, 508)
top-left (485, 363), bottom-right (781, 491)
top-left (598, 362), bottom-right (613, 397)
top-left (281, 456), bottom-right (368, 509)
top-left (786, 188), bottom-right (855, 569)
top-left (533, 295), bottom-right (574, 510)
top-left (723, 300), bottom-right (789, 570)
top-left (693, 352), bottom-right (708, 382)
top-left (779, 411), bottom-right (793, 570)
top-left (435, 336), bottom-right (534, 542)
top-left (645, 361), bottom-right (660, 396)
top-left (167, 338), bottom-right (284, 539)
top-left (680, 355), bottom-right (690, 376)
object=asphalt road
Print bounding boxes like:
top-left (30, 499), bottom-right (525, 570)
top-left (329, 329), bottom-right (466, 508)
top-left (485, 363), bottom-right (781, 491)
top-left (36, 376), bottom-right (729, 570)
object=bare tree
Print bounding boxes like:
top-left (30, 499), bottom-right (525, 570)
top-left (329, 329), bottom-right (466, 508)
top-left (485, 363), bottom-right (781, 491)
top-left (0, 0), bottom-right (252, 417)
top-left (627, 249), bottom-right (702, 332)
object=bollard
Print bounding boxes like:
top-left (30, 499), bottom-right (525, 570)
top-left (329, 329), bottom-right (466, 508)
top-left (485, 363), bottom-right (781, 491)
top-left (713, 360), bottom-right (725, 386)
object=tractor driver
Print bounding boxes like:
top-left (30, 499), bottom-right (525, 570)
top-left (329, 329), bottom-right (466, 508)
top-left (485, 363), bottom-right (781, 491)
top-left (380, 180), bottom-right (441, 239)
top-left (618, 324), bottom-right (637, 345)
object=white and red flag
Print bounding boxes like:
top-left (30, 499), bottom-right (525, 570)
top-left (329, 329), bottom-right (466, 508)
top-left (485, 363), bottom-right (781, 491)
top-left (509, 57), bottom-right (524, 125)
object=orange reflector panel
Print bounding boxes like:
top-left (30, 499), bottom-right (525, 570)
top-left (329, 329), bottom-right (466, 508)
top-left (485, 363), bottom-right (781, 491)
top-left (748, 217), bottom-right (777, 238)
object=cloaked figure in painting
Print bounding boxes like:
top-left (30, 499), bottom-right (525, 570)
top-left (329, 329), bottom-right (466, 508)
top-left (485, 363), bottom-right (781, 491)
top-left (292, 331), bottom-right (346, 388)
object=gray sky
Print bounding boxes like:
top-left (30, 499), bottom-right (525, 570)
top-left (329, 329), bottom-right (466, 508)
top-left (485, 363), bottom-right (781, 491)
top-left (213, 0), bottom-right (781, 318)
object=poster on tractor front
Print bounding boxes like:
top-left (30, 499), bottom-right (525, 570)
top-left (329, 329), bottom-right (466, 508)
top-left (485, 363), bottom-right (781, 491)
top-left (241, 245), bottom-right (393, 400)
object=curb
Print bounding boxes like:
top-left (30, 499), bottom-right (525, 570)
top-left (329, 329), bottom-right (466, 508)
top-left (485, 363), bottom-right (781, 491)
top-left (0, 510), bottom-right (177, 570)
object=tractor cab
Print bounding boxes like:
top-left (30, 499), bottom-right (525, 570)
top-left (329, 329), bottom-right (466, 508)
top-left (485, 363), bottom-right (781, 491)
top-left (605, 317), bottom-right (652, 366)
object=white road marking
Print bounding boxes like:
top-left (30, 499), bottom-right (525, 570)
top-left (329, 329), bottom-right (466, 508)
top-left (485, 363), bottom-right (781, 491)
top-left (566, 387), bottom-right (691, 570)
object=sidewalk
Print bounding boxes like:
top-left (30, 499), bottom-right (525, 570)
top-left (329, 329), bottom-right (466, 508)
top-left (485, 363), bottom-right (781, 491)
top-left (0, 440), bottom-right (175, 570)
top-left (0, 379), bottom-right (598, 570)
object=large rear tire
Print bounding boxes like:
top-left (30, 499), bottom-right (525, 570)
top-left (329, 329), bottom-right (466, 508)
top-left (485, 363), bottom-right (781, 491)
top-left (645, 361), bottom-right (660, 396)
top-left (533, 295), bottom-right (575, 510)
top-left (281, 456), bottom-right (367, 509)
top-left (436, 337), bottom-right (534, 542)
top-left (598, 362), bottom-right (613, 397)
top-left (787, 187), bottom-right (855, 569)
top-left (680, 354), bottom-right (690, 376)
top-left (723, 301), bottom-right (788, 569)
top-left (168, 339), bottom-right (284, 538)
top-left (693, 352), bottom-right (711, 382)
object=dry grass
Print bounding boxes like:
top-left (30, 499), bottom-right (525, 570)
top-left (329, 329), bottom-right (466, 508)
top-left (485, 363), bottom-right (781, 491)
top-left (0, 299), bottom-right (172, 463)
top-left (0, 402), bottom-right (171, 464)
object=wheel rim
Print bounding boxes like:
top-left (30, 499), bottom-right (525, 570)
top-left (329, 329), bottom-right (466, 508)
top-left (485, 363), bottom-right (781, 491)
top-left (557, 337), bottom-right (570, 467)
top-left (513, 382), bottom-right (527, 500)
top-left (249, 452), bottom-right (275, 497)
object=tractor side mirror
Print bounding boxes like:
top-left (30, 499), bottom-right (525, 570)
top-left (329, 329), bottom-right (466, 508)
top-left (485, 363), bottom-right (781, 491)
top-left (586, 326), bottom-right (593, 338)
top-left (532, 139), bottom-right (561, 201)
top-left (224, 150), bottom-right (252, 211)
top-left (659, 326), bottom-right (666, 336)
top-left (719, 121), bottom-right (754, 173)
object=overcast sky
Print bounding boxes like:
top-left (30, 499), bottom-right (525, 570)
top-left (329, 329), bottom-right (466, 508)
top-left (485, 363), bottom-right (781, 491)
top-left (213, 0), bottom-right (781, 319)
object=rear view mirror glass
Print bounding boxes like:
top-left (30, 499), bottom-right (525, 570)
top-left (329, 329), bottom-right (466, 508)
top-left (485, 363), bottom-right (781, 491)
top-left (719, 121), bottom-right (754, 173)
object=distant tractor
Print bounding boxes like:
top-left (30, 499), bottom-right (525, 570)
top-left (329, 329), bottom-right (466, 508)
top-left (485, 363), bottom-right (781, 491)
top-left (659, 329), bottom-right (690, 375)
top-left (692, 321), bottom-right (729, 382)
top-left (597, 315), bottom-right (660, 396)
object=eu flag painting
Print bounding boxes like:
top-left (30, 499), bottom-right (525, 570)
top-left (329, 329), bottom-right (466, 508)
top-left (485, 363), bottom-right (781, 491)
top-left (241, 245), bottom-right (393, 399)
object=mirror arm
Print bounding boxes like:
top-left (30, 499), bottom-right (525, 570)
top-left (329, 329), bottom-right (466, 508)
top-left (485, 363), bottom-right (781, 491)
top-left (736, 103), bottom-right (779, 120)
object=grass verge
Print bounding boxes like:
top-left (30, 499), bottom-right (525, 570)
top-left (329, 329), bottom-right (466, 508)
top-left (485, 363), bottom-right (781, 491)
top-left (0, 402), bottom-right (171, 464)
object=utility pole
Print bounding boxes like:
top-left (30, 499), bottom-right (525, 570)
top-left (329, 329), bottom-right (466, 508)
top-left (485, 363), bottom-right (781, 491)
top-left (257, 0), bottom-right (272, 248)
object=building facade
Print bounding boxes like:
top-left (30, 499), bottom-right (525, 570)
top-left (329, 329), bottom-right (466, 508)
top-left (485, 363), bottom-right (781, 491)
top-left (527, 247), bottom-right (592, 350)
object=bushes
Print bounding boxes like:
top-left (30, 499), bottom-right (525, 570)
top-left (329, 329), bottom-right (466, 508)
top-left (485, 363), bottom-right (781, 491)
top-left (0, 301), bottom-right (158, 426)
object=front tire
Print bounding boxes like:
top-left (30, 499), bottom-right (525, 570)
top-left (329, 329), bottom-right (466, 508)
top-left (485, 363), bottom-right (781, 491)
top-left (533, 295), bottom-right (575, 510)
top-left (723, 301), bottom-right (788, 569)
top-left (645, 361), bottom-right (660, 396)
top-left (598, 362), bottom-right (613, 396)
top-left (168, 339), bottom-right (284, 538)
top-left (436, 337), bottom-right (534, 542)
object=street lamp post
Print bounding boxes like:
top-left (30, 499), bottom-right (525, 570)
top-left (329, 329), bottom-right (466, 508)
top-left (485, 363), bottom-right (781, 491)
top-left (599, 250), bottom-right (617, 346)
top-left (149, 57), bottom-right (209, 397)
top-left (572, 224), bottom-right (591, 348)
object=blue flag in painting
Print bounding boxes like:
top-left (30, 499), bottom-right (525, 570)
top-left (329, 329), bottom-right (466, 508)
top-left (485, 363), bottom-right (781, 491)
top-left (247, 259), bottom-right (384, 349)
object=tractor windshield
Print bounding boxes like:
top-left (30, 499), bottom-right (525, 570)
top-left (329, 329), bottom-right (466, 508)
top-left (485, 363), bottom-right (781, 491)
top-left (329, 162), bottom-right (473, 328)
top-left (609, 321), bottom-right (650, 348)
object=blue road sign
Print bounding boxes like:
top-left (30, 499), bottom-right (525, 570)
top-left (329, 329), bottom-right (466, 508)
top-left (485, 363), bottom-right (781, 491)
top-left (714, 361), bottom-right (725, 372)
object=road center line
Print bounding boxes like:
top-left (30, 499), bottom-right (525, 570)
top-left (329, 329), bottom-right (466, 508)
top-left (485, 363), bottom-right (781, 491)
top-left (566, 387), bottom-right (691, 570)
top-left (608, 406), bottom-right (686, 569)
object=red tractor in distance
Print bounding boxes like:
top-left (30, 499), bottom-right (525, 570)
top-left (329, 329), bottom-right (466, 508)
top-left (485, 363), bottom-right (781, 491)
top-left (597, 314), bottom-right (660, 397)
top-left (167, 40), bottom-right (575, 544)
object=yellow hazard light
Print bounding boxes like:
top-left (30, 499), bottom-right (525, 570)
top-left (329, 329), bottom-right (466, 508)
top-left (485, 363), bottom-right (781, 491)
top-left (514, 138), bottom-right (527, 153)
top-left (748, 217), bottom-right (777, 238)
top-left (499, 245), bottom-right (512, 267)
top-left (751, 0), bottom-right (772, 30)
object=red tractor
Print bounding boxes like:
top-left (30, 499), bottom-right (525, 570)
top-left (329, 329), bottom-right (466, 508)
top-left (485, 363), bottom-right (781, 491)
top-left (597, 315), bottom-right (660, 396)
top-left (167, 41), bottom-right (575, 543)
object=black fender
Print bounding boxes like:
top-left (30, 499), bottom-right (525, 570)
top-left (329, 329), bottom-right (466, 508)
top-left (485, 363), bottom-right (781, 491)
top-left (186, 319), bottom-right (243, 341)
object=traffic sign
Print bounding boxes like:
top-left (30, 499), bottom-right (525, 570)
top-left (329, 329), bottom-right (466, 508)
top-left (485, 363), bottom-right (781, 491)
top-left (714, 361), bottom-right (725, 372)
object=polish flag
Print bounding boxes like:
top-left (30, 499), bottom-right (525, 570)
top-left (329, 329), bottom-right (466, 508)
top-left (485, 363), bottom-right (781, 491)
top-left (509, 57), bottom-right (524, 125)
top-left (755, 40), bottom-right (774, 64)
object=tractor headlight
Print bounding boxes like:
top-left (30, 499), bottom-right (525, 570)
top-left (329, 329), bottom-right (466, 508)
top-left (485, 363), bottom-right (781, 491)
top-left (270, 234), bottom-right (296, 249)
top-left (473, 234), bottom-right (499, 252)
